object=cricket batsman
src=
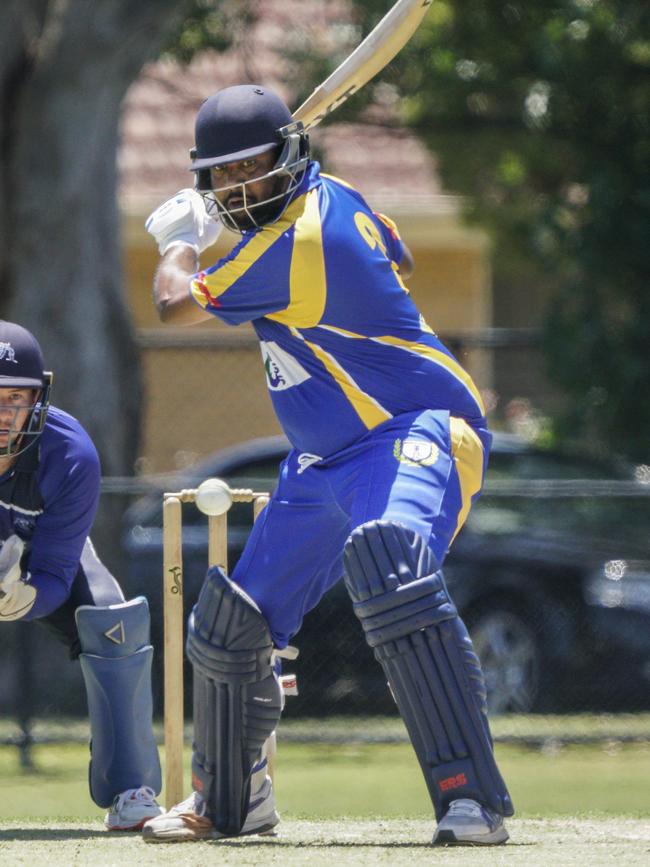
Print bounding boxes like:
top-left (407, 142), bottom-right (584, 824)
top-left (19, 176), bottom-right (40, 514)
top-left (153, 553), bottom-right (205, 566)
top-left (144, 84), bottom-right (513, 845)
top-left (0, 320), bottom-right (163, 831)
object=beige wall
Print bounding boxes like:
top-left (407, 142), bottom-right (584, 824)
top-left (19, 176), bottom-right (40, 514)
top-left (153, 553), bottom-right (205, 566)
top-left (407, 246), bottom-right (493, 396)
top-left (138, 344), bottom-right (281, 473)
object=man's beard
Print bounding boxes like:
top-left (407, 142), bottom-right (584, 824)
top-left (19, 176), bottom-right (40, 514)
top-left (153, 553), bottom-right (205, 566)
top-left (227, 177), bottom-right (288, 232)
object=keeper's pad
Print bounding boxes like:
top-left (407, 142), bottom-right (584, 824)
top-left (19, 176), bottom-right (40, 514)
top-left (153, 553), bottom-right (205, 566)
top-left (343, 521), bottom-right (513, 820)
top-left (75, 597), bottom-right (161, 807)
top-left (186, 567), bottom-right (282, 836)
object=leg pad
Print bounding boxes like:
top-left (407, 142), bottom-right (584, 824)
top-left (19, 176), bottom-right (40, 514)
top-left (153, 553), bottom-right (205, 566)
top-left (186, 567), bottom-right (282, 836)
top-left (344, 521), bottom-right (513, 819)
top-left (76, 597), bottom-right (161, 807)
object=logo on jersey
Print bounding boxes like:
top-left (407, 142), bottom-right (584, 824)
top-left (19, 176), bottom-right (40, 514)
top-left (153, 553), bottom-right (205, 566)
top-left (0, 342), bottom-right (18, 363)
top-left (297, 453), bottom-right (322, 474)
top-left (393, 438), bottom-right (439, 466)
top-left (261, 341), bottom-right (310, 391)
top-left (12, 517), bottom-right (35, 534)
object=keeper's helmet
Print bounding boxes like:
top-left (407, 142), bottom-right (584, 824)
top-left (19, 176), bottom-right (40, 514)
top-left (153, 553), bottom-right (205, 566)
top-left (189, 84), bottom-right (310, 233)
top-left (0, 320), bottom-right (52, 458)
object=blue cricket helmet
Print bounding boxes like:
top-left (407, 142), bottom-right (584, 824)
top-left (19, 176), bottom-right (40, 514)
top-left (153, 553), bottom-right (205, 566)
top-left (0, 320), bottom-right (52, 457)
top-left (189, 84), bottom-right (310, 233)
top-left (0, 320), bottom-right (46, 388)
top-left (190, 85), bottom-right (294, 170)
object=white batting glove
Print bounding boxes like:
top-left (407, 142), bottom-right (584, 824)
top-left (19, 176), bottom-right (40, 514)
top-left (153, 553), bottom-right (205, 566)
top-left (0, 535), bottom-right (35, 621)
top-left (145, 189), bottom-right (223, 255)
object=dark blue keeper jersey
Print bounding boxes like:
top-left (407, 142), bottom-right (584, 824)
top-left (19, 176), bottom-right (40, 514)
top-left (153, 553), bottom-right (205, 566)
top-left (190, 161), bottom-right (487, 457)
top-left (0, 406), bottom-right (100, 619)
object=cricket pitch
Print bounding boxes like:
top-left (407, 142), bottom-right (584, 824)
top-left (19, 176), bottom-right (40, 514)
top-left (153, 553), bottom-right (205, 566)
top-left (1, 817), bottom-right (648, 866)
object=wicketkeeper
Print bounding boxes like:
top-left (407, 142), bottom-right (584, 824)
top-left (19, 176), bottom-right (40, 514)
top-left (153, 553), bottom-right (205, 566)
top-left (144, 84), bottom-right (514, 845)
top-left (0, 320), bottom-right (163, 831)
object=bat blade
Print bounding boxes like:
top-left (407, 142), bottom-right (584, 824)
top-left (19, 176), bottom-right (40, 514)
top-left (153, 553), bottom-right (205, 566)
top-left (293, 0), bottom-right (433, 131)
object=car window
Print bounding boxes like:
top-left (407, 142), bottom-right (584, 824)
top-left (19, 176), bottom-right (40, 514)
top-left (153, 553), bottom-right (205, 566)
top-left (473, 450), bottom-right (648, 545)
top-left (487, 450), bottom-right (629, 481)
top-left (468, 494), bottom-right (649, 544)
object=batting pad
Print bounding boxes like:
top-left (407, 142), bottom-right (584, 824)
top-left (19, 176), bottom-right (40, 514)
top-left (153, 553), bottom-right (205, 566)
top-left (343, 521), bottom-right (513, 820)
top-left (186, 567), bottom-right (282, 836)
top-left (75, 597), bottom-right (161, 807)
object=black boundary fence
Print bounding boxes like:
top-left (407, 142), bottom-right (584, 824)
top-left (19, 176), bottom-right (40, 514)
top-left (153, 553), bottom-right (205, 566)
top-left (2, 327), bottom-right (650, 767)
top-left (2, 478), bottom-right (649, 770)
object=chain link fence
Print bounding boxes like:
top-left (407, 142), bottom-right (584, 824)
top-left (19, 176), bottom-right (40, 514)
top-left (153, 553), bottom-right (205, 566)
top-left (2, 330), bottom-right (650, 765)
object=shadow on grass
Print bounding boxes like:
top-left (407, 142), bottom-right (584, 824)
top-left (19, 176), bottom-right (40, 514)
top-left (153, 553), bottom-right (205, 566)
top-left (0, 827), bottom-right (534, 849)
top-left (208, 838), bottom-right (532, 850)
top-left (0, 829), bottom-right (112, 841)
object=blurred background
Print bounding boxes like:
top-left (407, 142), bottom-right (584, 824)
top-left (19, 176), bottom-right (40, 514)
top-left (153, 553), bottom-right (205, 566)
top-left (1, 0), bottom-right (649, 775)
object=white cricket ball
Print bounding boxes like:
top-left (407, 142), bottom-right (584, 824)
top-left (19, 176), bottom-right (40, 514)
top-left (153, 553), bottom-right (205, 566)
top-left (195, 478), bottom-right (232, 516)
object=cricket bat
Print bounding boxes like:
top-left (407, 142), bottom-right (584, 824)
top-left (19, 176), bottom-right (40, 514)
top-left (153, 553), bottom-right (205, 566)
top-left (293, 0), bottom-right (433, 130)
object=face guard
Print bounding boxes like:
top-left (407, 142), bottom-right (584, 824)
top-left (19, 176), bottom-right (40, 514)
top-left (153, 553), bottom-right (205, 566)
top-left (194, 122), bottom-right (309, 234)
top-left (0, 371), bottom-right (53, 459)
top-left (0, 320), bottom-right (53, 459)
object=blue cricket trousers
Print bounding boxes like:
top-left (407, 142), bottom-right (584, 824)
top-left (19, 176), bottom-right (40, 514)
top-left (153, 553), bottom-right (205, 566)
top-left (231, 409), bottom-right (489, 648)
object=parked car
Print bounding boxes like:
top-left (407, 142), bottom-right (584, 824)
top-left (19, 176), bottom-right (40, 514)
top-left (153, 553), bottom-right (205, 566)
top-left (122, 433), bottom-right (650, 716)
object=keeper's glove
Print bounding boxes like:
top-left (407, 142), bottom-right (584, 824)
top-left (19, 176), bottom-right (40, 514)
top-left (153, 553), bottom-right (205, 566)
top-left (0, 535), bottom-right (35, 621)
top-left (145, 189), bottom-right (223, 255)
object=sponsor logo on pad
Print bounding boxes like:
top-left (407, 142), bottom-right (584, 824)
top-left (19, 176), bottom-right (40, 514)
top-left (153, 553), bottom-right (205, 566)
top-left (439, 772), bottom-right (468, 792)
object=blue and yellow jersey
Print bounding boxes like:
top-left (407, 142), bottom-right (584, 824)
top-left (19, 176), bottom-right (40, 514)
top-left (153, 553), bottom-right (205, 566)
top-left (191, 162), bottom-right (486, 457)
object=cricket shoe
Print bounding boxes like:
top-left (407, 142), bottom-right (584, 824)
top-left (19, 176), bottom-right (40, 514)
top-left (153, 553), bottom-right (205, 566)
top-left (105, 785), bottom-right (164, 831)
top-left (432, 798), bottom-right (509, 846)
top-left (142, 777), bottom-right (279, 843)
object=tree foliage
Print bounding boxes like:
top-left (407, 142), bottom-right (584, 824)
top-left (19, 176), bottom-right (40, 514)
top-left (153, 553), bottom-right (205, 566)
top-left (0, 1), bottom-right (249, 491)
top-left (0, 1), bottom-right (203, 572)
top-left (0, 1), bottom-right (194, 475)
top-left (353, 0), bottom-right (650, 461)
top-left (161, 0), bottom-right (254, 64)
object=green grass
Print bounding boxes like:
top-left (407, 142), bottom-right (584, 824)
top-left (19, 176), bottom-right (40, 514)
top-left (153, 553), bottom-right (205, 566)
top-left (280, 712), bottom-right (650, 742)
top-left (279, 741), bottom-right (650, 818)
top-left (1, 739), bottom-right (649, 821)
top-left (2, 739), bottom-right (650, 866)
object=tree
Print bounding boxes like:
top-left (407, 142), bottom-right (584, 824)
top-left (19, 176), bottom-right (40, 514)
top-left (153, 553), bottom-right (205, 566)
top-left (0, 2), bottom-right (265, 574)
top-left (350, 0), bottom-right (650, 461)
top-left (0, 1), bottom-right (196, 474)
top-left (0, 1), bottom-right (205, 573)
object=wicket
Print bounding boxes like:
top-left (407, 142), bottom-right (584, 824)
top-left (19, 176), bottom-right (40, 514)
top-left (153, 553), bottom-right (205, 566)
top-left (162, 480), bottom-right (269, 809)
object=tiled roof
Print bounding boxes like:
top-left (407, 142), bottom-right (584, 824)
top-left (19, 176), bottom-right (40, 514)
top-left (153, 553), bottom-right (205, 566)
top-left (119, 4), bottom-right (455, 218)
